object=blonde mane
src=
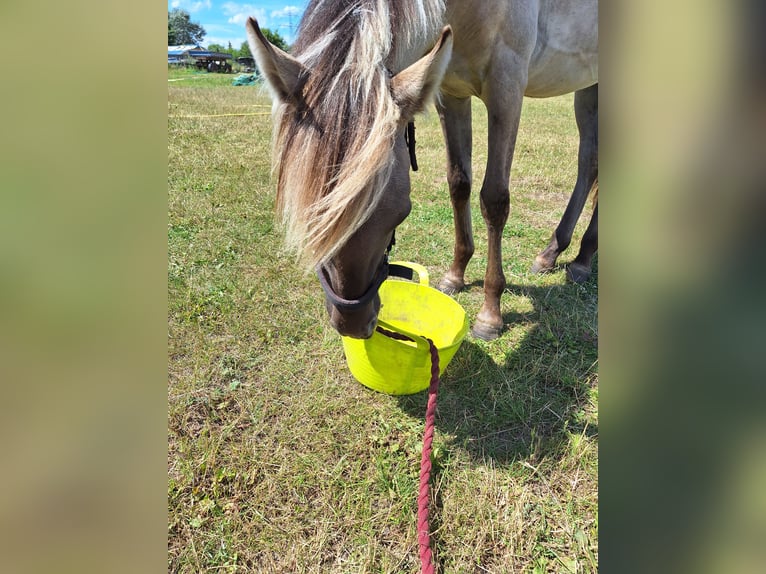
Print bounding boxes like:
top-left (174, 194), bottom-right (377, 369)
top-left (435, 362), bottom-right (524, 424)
top-left (271, 0), bottom-right (444, 268)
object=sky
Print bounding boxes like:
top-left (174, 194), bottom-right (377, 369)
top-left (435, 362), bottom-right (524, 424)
top-left (168, 1), bottom-right (309, 48)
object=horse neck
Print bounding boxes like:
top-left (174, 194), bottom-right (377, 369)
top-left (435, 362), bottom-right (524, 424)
top-left (293, 1), bottom-right (445, 74)
top-left (385, 1), bottom-right (447, 74)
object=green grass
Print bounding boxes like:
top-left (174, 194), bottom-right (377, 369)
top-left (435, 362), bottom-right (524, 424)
top-left (168, 65), bottom-right (255, 88)
top-left (168, 77), bottom-right (597, 572)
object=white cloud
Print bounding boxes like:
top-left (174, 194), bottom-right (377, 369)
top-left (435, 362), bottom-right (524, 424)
top-left (271, 6), bottom-right (301, 19)
top-left (170, 0), bottom-right (212, 13)
top-left (222, 3), bottom-right (267, 26)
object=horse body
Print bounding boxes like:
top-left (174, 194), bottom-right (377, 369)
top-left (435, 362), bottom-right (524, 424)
top-left (526, 0), bottom-right (599, 96)
top-left (247, 0), bottom-right (598, 340)
top-left (436, 0), bottom-right (598, 338)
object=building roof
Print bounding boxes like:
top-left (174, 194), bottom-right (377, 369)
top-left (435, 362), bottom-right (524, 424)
top-left (168, 45), bottom-right (201, 56)
top-left (168, 45), bottom-right (232, 59)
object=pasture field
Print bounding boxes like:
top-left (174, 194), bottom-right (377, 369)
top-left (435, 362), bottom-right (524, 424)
top-left (168, 75), bottom-right (598, 573)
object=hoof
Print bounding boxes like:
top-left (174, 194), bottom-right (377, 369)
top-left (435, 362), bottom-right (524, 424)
top-left (566, 262), bottom-right (591, 284)
top-left (531, 255), bottom-right (555, 275)
top-left (437, 276), bottom-right (464, 296)
top-left (471, 321), bottom-right (502, 341)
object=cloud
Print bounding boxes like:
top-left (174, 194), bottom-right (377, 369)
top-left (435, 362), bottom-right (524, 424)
top-left (222, 2), bottom-right (267, 26)
top-left (199, 23), bottom-right (248, 48)
top-left (170, 0), bottom-right (212, 12)
top-left (271, 6), bottom-right (301, 19)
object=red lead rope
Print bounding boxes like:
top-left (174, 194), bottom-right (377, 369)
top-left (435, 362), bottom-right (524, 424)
top-left (417, 338), bottom-right (440, 574)
top-left (376, 327), bottom-right (440, 574)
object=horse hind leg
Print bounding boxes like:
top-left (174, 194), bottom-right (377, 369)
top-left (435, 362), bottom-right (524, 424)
top-left (567, 183), bottom-right (598, 283)
top-left (436, 95), bottom-right (474, 295)
top-left (532, 83), bottom-right (598, 278)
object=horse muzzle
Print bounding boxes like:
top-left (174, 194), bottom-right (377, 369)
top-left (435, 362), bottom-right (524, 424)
top-left (316, 258), bottom-right (389, 339)
top-left (325, 296), bottom-right (381, 339)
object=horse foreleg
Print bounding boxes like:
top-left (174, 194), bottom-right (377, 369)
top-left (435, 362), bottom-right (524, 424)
top-left (472, 81), bottom-right (524, 341)
top-left (532, 83), bottom-right (598, 276)
top-left (436, 95), bottom-right (474, 295)
top-left (473, 185), bottom-right (509, 341)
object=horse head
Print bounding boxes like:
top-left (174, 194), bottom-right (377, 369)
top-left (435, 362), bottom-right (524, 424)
top-left (247, 17), bottom-right (452, 338)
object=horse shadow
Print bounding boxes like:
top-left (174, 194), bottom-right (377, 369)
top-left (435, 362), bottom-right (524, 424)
top-left (394, 275), bottom-right (598, 467)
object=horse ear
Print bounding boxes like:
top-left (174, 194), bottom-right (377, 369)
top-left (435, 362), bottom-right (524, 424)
top-left (246, 17), bottom-right (307, 105)
top-left (391, 26), bottom-right (453, 119)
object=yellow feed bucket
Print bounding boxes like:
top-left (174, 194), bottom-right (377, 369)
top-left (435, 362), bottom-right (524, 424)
top-left (341, 262), bottom-right (469, 395)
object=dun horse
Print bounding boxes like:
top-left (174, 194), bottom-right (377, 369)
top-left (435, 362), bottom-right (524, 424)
top-left (247, 0), bottom-right (598, 340)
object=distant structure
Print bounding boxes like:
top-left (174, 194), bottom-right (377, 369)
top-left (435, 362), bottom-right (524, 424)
top-left (168, 45), bottom-right (233, 72)
top-left (235, 57), bottom-right (256, 73)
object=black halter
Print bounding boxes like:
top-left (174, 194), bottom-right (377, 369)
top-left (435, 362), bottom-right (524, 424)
top-left (316, 122), bottom-right (417, 312)
top-left (405, 121), bottom-right (418, 171)
top-left (317, 233), bottom-right (394, 311)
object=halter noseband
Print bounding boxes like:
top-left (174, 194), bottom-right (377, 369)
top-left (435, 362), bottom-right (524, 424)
top-left (316, 122), bottom-right (417, 312)
top-left (317, 231), bottom-right (395, 312)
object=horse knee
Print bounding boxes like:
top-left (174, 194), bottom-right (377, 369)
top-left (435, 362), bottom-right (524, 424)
top-left (447, 168), bottom-right (471, 203)
top-left (479, 187), bottom-right (510, 226)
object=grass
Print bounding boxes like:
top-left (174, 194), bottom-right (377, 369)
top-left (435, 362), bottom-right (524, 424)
top-left (168, 66), bottom-right (256, 88)
top-left (168, 75), bottom-right (597, 573)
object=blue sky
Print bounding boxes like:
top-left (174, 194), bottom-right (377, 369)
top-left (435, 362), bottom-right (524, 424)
top-left (169, 1), bottom-right (309, 48)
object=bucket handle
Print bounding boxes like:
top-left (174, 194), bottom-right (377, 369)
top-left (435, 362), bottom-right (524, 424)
top-left (388, 261), bottom-right (429, 286)
top-left (376, 319), bottom-right (432, 352)
top-left (378, 261), bottom-right (432, 350)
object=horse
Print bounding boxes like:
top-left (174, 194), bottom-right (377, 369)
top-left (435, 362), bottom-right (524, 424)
top-left (246, 0), bottom-right (598, 340)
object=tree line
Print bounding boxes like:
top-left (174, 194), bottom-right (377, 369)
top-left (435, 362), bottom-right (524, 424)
top-left (168, 8), bottom-right (289, 59)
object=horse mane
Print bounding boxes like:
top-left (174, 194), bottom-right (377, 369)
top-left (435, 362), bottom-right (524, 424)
top-left (590, 177), bottom-right (598, 208)
top-left (271, 0), bottom-right (445, 268)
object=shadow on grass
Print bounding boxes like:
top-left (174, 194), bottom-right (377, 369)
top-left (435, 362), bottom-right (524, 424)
top-left (394, 279), bottom-right (598, 467)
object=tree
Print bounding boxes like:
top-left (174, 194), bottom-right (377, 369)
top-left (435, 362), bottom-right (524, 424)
top-left (238, 41), bottom-right (252, 59)
top-left (261, 28), bottom-right (289, 52)
top-left (238, 29), bottom-right (288, 60)
top-left (168, 20), bottom-right (176, 46)
top-left (168, 8), bottom-right (206, 45)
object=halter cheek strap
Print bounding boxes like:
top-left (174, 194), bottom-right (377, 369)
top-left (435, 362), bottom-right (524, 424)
top-left (405, 121), bottom-right (418, 171)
